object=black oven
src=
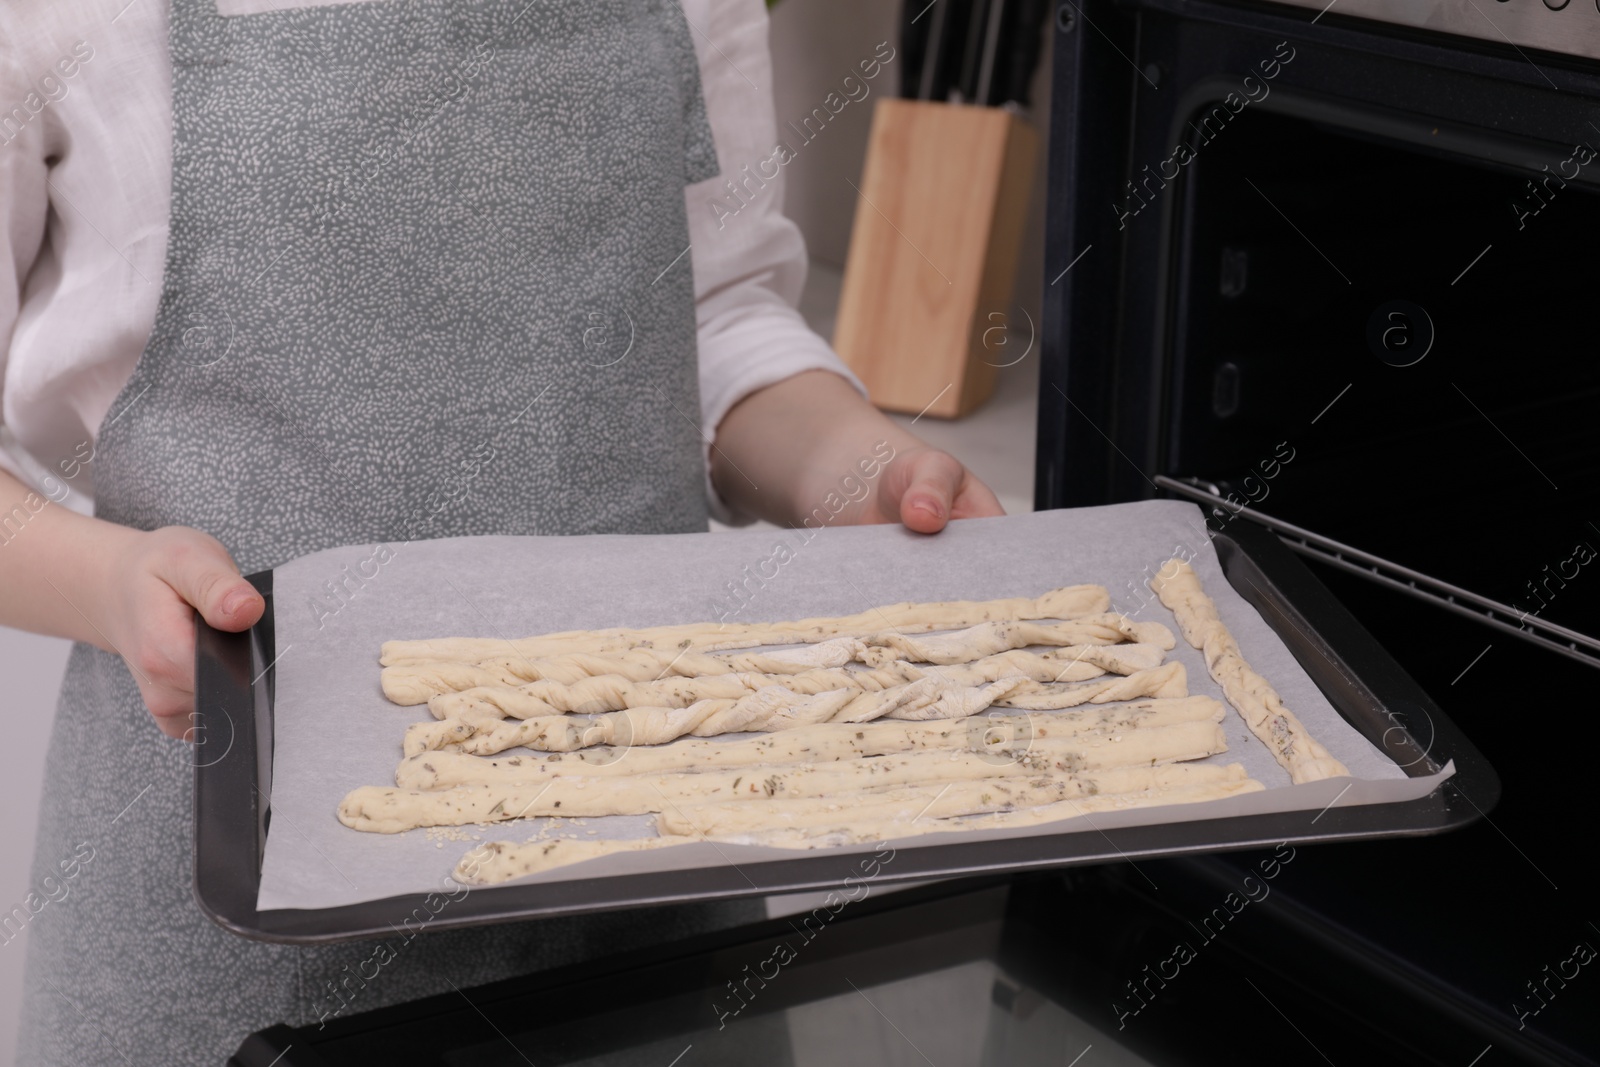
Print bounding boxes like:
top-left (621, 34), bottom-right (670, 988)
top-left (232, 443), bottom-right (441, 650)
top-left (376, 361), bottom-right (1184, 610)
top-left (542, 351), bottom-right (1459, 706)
top-left (1040, 0), bottom-right (1600, 1062)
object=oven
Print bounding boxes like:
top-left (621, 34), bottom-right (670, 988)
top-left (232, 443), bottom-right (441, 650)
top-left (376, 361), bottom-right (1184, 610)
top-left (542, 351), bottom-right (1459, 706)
top-left (1039, 0), bottom-right (1600, 1062)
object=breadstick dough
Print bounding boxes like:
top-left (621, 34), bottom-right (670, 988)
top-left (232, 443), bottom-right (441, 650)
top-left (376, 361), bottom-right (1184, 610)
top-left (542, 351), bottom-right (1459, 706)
top-left (395, 713), bottom-right (1222, 793)
top-left (383, 640), bottom-right (864, 706)
top-left (380, 585), bottom-right (1112, 666)
top-left (1150, 559), bottom-right (1349, 784)
top-left (857, 617), bottom-right (1173, 668)
top-left (343, 719), bottom-right (1227, 832)
top-left (716, 776), bottom-right (1268, 848)
top-left (660, 762), bottom-right (1252, 836)
top-left (453, 769), bottom-right (1266, 884)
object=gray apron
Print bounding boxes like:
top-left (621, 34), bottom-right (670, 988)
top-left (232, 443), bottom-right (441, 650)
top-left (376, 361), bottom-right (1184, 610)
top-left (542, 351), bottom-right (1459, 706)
top-left (18, 0), bottom-right (760, 1061)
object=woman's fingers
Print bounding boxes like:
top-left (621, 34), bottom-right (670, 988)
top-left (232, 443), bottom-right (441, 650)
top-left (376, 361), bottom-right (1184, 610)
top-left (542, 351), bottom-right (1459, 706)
top-left (100, 526), bottom-right (261, 738)
top-left (880, 447), bottom-right (1003, 533)
top-left (147, 527), bottom-right (263, 632)
top-left (895, 451), bottom-right (962, 532)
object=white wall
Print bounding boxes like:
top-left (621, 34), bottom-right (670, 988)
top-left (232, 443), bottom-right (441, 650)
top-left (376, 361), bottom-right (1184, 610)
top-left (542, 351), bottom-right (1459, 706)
top-left (0, 630), bottom-right (72, 1065)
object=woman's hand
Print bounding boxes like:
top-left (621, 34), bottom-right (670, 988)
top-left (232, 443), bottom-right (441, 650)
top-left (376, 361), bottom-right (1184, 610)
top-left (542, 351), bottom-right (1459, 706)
top-left (711, 369), bottom-right (1007, 532)
top-left (93, 526), bottom-right (264, 739)
top-left (0, 466), bottom-right (264, 739)
top-left (856, 445), bottom-right (1004, 532)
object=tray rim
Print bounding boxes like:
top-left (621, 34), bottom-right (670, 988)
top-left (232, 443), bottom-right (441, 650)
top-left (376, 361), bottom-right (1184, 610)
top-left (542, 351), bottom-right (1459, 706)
top-left (192, 519), bottom-right (1500, 945)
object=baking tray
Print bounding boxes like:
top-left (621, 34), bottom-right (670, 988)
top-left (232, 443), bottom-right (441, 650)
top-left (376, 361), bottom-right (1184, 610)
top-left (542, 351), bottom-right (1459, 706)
top-left (192, 519), bottom-right (1499, 944)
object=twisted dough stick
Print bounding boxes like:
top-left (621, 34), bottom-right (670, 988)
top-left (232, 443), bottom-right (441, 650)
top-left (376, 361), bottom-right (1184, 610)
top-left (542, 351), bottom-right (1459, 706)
top-left (408, 664), bottom-right (1185, 757)
top-left (1150, 558), bottom-right (1349, 784)
top-left (379, 585), bottom-right (1112, 666)
top-left (385, 637), bottom-right (1165, 709)
top-left (398, 694), bottom-right (1226, 777)
top-left (382, 640), bottom-right (861, 707)
top-left (342, 720), bottom-right (1229, 832)
top-left (855, 616), bottom-right (1173, 667)
top-left (423, 643), bottom-right (1168, 725)
top-left (426, 663), bottom-right (921, 723)
top-left (994, 662), bottom-right (1186, 709)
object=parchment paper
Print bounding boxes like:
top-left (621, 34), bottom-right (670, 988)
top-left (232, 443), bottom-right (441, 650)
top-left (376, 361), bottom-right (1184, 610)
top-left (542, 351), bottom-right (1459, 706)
top-left (256, 501), bottom-right (1452, 911)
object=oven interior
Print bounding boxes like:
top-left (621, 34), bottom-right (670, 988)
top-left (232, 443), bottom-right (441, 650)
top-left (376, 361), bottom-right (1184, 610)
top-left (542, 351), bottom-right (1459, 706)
top-left (1038, 1), bottom-right (1600, 1062)
top-left (1167, 105), bottom-right (1600, 644)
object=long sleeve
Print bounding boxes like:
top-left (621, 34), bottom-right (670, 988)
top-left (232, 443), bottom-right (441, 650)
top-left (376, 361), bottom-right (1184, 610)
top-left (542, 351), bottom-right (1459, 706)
top-left (0, 17), bottom-right (54, 489)
top-left (680, 0), bottom-right (868, 525)
top-left (0, 6), bottom-right (169, 514)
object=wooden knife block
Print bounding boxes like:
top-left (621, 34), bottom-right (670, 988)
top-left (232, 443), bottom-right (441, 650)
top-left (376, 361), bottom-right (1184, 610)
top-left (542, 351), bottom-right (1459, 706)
top-left (833, 98), bottom-right (1038, 420)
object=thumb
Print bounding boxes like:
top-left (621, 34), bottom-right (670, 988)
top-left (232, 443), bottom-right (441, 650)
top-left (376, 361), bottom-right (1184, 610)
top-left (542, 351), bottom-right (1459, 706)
top-left (885, 449), bottom-right (965, 534)
top-left (151, 534), bottom-right (264, 632)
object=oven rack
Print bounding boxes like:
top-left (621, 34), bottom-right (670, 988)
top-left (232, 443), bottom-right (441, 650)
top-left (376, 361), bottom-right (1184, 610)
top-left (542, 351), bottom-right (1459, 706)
top-left (1155, 474), bottom-right (1600, 672)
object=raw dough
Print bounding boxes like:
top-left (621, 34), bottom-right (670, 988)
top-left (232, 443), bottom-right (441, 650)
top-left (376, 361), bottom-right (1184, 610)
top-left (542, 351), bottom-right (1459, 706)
top-left (381, 640), bottom-right (862, 706)
top-left (452, 771), bottom-right (1265, 885)
top-left (856, 616), bottom-right (1173, 667)
top-left (342, 720), bottom-right (1228, 832)
top-left (715, 777), bottom-right (1268, 847)
top-left (1150, 558), bottom-right (1349, 784)
top-left (378, 585), bottom-right (1112, 666)
top-left (403, 694), bottom-right (1222, 767)
top-left (988, 662), bottom-right (1185, 710)
top-left (422, 643), bottom-right (1176, 724)
top-left (396, 713), bottom-right (1222, 792)
top-left (660, 762), bottom-right (1252, 836)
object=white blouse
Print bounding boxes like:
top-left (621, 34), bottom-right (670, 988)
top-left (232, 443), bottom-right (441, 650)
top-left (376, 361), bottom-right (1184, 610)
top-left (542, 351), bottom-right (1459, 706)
top-left (0, 0), bottom-right (863, 523)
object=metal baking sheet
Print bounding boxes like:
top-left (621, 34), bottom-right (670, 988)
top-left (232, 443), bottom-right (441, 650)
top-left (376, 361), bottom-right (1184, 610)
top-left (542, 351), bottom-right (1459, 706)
top-left (194, 503), bottom-right (1496, 944)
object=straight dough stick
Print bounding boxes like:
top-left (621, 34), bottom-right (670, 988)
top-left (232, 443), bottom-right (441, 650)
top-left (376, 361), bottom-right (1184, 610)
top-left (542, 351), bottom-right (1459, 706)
top-left (397, 727), bottom-right (1220, 792)
top-left (426, 664), bottom-right (919, 723)
top-left (386, 749), bottom-right (1204, 821)
top-left (382, 640), bottom-right (862, 706)
top-left (991, 662), bottom-right (1187, 710)
top-left (451, 770), bottom-right (1264, 885)
top-left (1150, 559), bottom-right (1349, 784)
top-left (379, 585), bottom-right (1112, 666)
top-left (712, 777), bottom-right (1268, 848)
top-left (343, 720), bottom-right (1227, 832)
top-left (660, 763), bottom-right (1252, 836)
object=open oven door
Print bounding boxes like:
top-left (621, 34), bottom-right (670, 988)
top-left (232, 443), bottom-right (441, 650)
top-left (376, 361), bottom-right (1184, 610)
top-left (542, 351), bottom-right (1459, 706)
top-left (1039, 1), bottom-right (1600, 1063)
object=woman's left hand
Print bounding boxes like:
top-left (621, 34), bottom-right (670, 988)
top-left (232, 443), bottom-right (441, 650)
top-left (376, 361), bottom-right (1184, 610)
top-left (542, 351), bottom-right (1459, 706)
top-left (855, 445), bottom-right (1005, 533)
top-left (711, 370), bottom-right (1010, 533)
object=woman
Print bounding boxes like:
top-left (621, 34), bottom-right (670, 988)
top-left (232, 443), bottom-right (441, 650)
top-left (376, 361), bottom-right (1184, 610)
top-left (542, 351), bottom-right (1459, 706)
top-left (0, 0), bottom-right (1002, 1061)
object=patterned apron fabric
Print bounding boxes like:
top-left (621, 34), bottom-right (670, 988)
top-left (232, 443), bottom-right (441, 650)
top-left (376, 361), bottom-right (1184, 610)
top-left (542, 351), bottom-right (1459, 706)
top-left (18, 1), bottom-right (757, 1062)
